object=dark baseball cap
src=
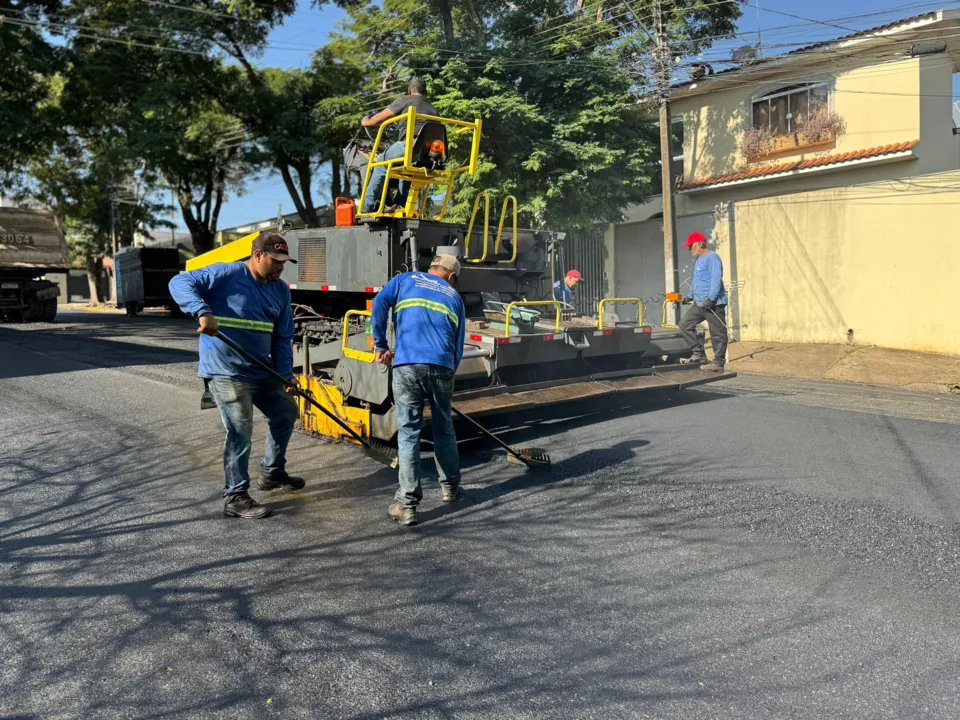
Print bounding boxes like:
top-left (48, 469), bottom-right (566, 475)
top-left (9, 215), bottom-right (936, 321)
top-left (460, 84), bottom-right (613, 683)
top-left (253, 233), bottom-right (297, 263)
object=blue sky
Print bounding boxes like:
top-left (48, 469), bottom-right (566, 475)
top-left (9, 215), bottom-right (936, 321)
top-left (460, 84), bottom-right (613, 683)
top-left (209, 0), bottom-right (958, 231)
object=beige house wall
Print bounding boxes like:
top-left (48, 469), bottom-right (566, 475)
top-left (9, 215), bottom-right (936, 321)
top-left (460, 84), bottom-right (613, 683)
top-left (673, 56), bottom-right (926, 185)
top-left (610, 28), bottom-right (960, 355)
top-left (729, 171), bottom-right (960, 354)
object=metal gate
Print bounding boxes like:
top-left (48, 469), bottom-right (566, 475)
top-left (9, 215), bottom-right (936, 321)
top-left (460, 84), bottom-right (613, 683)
top-left (613, 212), bottom-right (715, 325)
top-left (557, 228), bottom-right (605, 317)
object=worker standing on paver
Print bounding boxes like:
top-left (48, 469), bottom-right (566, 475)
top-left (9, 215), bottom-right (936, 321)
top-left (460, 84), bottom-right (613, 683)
top-left (553, 269), bottom-right (583, 307)
top-left (680, 231), bottom-right (728, 373)
top-left (372, 255), bottom-right (466, 527)
top-left (169, 233), bottom-right (304, 520)
top-left (360, 76), bottom-right (439, 213)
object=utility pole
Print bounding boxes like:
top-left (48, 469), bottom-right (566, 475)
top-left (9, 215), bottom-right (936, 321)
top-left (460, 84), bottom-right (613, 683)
top-left (654, 0), bottom-right (681, 325)
top-left (109, 195), bottom-right (117, 306)
top-left (623, 0), bottom-right (681, 324)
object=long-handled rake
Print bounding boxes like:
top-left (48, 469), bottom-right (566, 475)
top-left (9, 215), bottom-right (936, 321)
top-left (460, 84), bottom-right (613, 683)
top-left (451, 405), bottom-right (551, 472)
top-left (215, 331), bottom-right (398, 469)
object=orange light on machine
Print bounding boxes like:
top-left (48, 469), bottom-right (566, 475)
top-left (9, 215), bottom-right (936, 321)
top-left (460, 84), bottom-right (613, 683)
top-left (429, 139), bottom-right (445, 155)
top-left (665, 292), bottom-right (682, 302)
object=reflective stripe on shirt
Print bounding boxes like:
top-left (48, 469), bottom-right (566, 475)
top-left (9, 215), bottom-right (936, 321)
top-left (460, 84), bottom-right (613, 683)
top-left (394, 298), bottom-right (460, 326)
top-left (215, 315), bottom-right (274, 333)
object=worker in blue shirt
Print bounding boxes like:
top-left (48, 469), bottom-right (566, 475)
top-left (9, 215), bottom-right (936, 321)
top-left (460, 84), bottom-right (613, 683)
top-left (372, 254), bottom-right (466, 526)
top-left (169, 233), bottom-right (303, 520)
top-left (553, 269), bottom-right (583, 307)
top-left (679, 231), bottom-right (728, 373)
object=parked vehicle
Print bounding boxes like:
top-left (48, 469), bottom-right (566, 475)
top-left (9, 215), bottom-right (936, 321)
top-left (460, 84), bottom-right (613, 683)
top-left (0, 207), bottom-right (69, 323)
top-left (115, 246), bottom-right (183, 317)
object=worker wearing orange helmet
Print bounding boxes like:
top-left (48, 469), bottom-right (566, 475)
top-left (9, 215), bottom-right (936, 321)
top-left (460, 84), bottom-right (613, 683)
top-left (679, 231), bottom-right (728, 372)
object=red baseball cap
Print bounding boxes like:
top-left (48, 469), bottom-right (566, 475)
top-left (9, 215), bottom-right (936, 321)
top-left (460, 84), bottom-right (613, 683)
top-left (566, 269), bottom-right (583, 281)
top-left (683, 231), bottom-right (708, 248)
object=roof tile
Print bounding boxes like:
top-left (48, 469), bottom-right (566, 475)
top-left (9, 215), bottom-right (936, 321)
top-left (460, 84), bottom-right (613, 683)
top-left (680, 140), bottom-right (918, 190)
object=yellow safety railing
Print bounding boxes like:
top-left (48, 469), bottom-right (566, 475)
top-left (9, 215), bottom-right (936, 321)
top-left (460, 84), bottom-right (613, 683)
top-left (466, 193), bottom-right (519, 264)
top-left (661, 292), bottom-right (682, 329)
top-left (357, 107), bottom-right (482, 221)
top-left (465, 191), bottom-right (491, 263)
top-left (597, 298), bottom-right (643, 328)
top-left (503, 300), bottom-right (562, 337)
top-left (495, 195), bottom-right (518, 264)
top-left (342, 310), bottom-right (375, 362)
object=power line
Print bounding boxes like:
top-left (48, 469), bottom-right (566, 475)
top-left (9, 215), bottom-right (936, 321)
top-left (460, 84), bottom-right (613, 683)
top-left (0, 14), bottom-right (211, 56)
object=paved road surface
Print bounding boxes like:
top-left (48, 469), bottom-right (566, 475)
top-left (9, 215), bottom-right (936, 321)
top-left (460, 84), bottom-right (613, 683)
top-left (3, 312), bottom-right (960, 719)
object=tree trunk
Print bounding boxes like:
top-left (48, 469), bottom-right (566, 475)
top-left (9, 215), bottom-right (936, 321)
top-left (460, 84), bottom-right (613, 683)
top-left (171, 175), bottom-right (217, 255)
top-left (294, 161), bottom-right (320, 227)
top-left (85, 256), bottom-right (104, 306)
top-left (435, 0), bottom-right (455, 46)
top-left (463, 0), bottom-right (486, 44)
top-left (330, 154), bottom-right (343, 201)
top-left (279, 163), bottom-right (314, 227)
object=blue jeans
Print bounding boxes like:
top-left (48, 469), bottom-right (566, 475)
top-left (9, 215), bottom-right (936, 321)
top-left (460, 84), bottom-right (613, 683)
top-left (207, 377), bottom-right (299, 497)
top-left (393, 364), bottom-right (460, 508)
top-left (361, 141), bottom-right (408, 213)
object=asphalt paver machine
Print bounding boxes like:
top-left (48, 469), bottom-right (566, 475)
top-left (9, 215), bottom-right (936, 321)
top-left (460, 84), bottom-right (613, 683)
top-left (187, 107), bottom-right (735, 443)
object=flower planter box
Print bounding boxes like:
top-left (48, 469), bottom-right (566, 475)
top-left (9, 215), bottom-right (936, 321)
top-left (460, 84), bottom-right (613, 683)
top-left (748, 131), bottom-right (836, 162)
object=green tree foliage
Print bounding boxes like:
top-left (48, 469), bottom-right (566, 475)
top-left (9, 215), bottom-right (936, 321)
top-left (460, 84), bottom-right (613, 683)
top-left (26, 137), bottom-right (170, 303)
top-left (223, 50), bottom-right (365, 228)
top-left (40, 0), bottom-right (298, 250)
top-left (333, 0), bottom-right (742, 230)
top-left (0, 1), bottom-right (66, 189)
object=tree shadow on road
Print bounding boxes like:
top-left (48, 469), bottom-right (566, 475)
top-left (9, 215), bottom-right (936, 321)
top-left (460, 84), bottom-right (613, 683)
top-left (2, 378), bottom-right (955, 718)
top-left (0, 327), bottom-right (199, 380)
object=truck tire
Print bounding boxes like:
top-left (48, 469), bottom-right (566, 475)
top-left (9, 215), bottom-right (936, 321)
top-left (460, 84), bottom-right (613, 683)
top-left (22, 294), bottom-right (43, 323)
top-left (125, 302), bottom-right (139, 317)
top-left (168, 303), bottom-right (184, 319)
top-left (42, 299), bottom-right (58, 322)
top-left (3, 309), bottom-right (23, 323)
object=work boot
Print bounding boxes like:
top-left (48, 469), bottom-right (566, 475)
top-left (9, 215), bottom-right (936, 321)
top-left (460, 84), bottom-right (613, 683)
top-left (223, 492), bottom-right (271, 519)
top-left (700, 362), bottom-right (725, 373)
top-left (683, 354), bottom-right (707, 365)
top-left (440, 485), bottom-right (462, 503)
top-left (258, 470), bottom-right (306, 491)
top-left (387, 503), bottom-right (418, 526)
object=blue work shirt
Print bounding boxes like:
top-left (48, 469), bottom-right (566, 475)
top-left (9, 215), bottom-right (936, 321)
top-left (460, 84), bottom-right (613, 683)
top-left (168, 262), bottom-right (295, 381)
top-left (372, 271), bottom-right (465, 370)
top-left (553, 281), bottom-right (572, 305)
top-left (687, 250), bottom-right (728, 307)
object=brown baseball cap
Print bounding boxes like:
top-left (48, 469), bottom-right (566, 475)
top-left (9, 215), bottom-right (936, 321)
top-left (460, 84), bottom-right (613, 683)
top-left (430, 254), bottom-right (461, 276)
top-left (253, 233), bottom-right (297, 263)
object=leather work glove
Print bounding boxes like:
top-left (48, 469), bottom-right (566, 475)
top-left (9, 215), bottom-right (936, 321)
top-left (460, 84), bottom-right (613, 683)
top-left (702, 299), bottom-right (716, 311)
top-left (681, 297), bottom-right (694, 306)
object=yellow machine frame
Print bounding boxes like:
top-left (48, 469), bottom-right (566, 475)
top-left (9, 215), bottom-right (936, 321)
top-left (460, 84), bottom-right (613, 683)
top-left (357, 107), bottom-right (482, 221)
top-left (598, 298), bottom-right (644, 328)
top-left (186, 230), bottom-right (260, 271)
top-left (464, 192), bottom-right (519, 264)
top-left (297, 374), bottom-right (371, 443)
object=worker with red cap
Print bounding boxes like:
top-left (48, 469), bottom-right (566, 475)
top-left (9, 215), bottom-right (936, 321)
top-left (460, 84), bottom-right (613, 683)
top-left (553, 269), bottom-right (583, 307)
top-left (680, 231), bottom-right (728, 372)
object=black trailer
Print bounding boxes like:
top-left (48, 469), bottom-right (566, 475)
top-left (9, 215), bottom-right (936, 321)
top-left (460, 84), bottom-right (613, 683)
top-left (115, 247), bottom-right (183, 317)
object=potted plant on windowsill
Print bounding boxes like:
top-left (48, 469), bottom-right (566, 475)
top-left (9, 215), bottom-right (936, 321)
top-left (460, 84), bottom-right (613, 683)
top-left (740, 109), bottom-right (847, 162)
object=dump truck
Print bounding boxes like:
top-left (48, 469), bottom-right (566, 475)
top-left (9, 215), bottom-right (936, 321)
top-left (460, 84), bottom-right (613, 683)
top-left (187, 107), bottom-right (734, 442)
top-left (0, 207), bottom-right (69, 323)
